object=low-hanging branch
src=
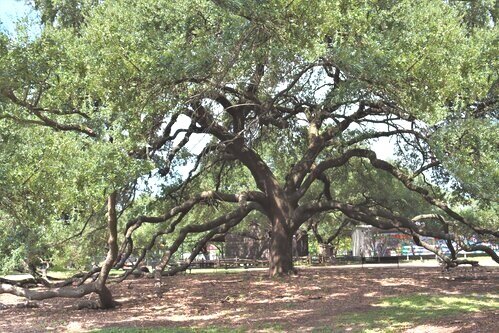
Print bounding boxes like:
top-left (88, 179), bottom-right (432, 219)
top-left (410, 232), bottom-right (479, 268)
top-left (0, 192), bottom-right (119, 308)
top-left (299, 199), bottom-right (499, 265)
top-left (125, 190), bottom-right (265, 234)
top-left (1, 88), bottom-right (97, 138)
top-left (154, 201), bottom-right (261, 277)
top-left (0, 281), bottom-right (98, 301)
top-left (116, 190), bottom-right (265, 279)
top-left (298, 148), bottom-right (499, 238)
top-left (116, 211), bottom-right (189, 282)
top-left (163, 214), bottom-right (245, 276)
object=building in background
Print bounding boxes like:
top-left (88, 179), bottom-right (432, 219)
top-left (352, 225), bottom-right (435, 257)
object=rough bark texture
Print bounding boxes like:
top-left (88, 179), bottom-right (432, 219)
top-left (0, 283), bottom-right (96, 300)
top-left (269, 218), bottom-right (295, 276)
top-left (95, 191), bottom-right (119, 309)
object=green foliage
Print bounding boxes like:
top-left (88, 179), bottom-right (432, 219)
top-left (30, 0), bottom-right (100, 29)
top-left (320, 0), bottom-right (491, 122)
top-left (432, 118), bottom-right (499, 202)
top-left (459, 202), bottom-right (499, 236)
top-left (0, 0), bottom-right (496, 272)
top-left (0, 118), bottom-right (152, 272)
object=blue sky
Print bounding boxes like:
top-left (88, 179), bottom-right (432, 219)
top-left (0, 0), bottom-right (32, 32)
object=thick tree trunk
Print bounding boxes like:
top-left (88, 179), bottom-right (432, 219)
top-left (95, 191), bottom-right (119, 309)
top-left (269, 218), bottom-right (295, 277)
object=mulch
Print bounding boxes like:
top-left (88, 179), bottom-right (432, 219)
top-left (1, 265), bottom-right (497, 332)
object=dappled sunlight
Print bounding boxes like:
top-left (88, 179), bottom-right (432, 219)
top-left (378, 277), bottom-right (426, 287)
top-left (249, 281), bottom-right (277, 288)
top-left (113, 296), bottom-right (134, 303)
top-left (0, 292), bottom-right (24, 305)
top-left (164, 310), bottom-right (235, 322)
top-left (336, 294), bottom-right (499, 332)
top-left (325, 292), bottom-right (350, 298)
top-left (275, 308), bottom-right (314, 317)
top-left (363, 291), bottom-right (379, 297)
top-left (406, 324), bottom-right (462, 333)
top-left (2, 266), bottom-right (498, 332)
top-left (439, 290), bottom-right (464, 295)
top-left (65, 321), bottom-right (85, 332)
top-left (373, 294), bottom-right (499, 312)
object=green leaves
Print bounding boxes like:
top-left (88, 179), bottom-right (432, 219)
top-left (431, 118), bottom-right (499, 202)
top-left (1, 0), bottom-right (497, 272)
top-left (322, 0), bottom-right (485, 122)
top-left (0, 121), bottom-right (152, 272)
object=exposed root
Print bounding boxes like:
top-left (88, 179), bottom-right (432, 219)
top-left (75, 300), bottom-right (101, 310)
top-left (271, 268), bottom-right (299, 279)
top-left (74, 299), bottom-right (121, 310)
top-left (0, 301), bottom-right (39, 310)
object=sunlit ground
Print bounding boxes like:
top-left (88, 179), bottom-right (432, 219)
top-left (1, 263), bottom-right (497, 333)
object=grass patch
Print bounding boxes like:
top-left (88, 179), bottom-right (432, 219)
top-left (95, 323), bottom-right (285, 333)
top-left (333, 294), bottom-right (499, 332)
top-left (47, 270), bottom-right (81, 279)
top-left (95, 327), bottom-right (244, 333)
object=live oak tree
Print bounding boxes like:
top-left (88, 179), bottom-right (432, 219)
top-left (0, 0), bottom-right (498, 308)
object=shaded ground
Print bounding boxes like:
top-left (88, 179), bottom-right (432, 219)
top-left (1, 265), bottom-right (498, 332)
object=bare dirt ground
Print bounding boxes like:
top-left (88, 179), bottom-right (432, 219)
top-left (1, 265), bottom-right (498, 332)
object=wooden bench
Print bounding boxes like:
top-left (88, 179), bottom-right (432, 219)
top-left (183, 260), bottom-right (216, 270)
top-left (217, 258), bottom-right (269, 269)
top-left (181, 258), bottom-right (270, 272)
top-left (361, 256), bottom-right (400, 267)
top-left (335, 256), bottom-right (363, 265)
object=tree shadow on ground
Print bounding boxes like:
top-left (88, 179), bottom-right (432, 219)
top-left (1, 266), bottom-right (498, 332)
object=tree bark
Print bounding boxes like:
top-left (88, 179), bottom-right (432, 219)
top-left (269, 216), bottom-right (295, 276)
top-left (95, 191), bottom-right (119, 309)
top-left (0, 282), bottom-right (97, 300)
